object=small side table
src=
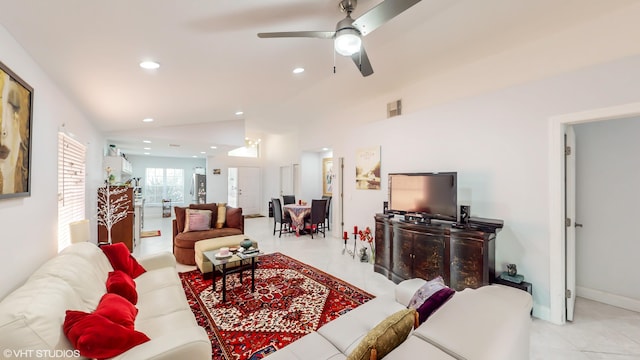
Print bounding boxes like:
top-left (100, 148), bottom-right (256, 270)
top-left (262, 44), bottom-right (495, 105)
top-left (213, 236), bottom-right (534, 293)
top-left (493, 276), bottom-right (532, 296)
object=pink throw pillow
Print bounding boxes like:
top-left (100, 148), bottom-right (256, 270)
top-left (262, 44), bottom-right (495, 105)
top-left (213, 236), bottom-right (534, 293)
top-left (184, 209), bottom-right (212, 232)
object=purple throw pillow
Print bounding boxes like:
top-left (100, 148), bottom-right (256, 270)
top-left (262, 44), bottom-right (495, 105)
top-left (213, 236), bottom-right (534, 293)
top-left (416, 287), bottom-right (455, 325)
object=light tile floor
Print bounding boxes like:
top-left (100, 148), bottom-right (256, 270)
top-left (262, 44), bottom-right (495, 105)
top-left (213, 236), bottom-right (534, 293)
top-left (135, 208), bottom-right (640, 359)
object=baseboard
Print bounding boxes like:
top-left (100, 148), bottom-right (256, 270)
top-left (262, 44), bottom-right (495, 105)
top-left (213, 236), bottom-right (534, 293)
top-left (576, 286), bottom-right (640, 313)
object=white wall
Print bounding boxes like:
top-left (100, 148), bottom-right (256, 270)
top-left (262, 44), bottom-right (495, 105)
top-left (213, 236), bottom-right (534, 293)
top-left (127, 155), bottom-right (206, 206)
top-left (262, 54), bottom-right (640, 320)
top-left (574, 117), bottom-right (640, 309)
top-left (206, 153), bottom-right (265, 209)
top-left (299, 152), bottom-right (323, 202)
top-left (0, 25), bottom-right (103, 298)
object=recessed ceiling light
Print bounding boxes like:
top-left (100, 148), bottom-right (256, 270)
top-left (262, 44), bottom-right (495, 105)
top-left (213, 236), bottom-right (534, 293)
top-left (200, 151), bottom-right (206, 154)
top-left (293, 67), bottom-right (305, 74)
top-left (144, 152), bottom-right (150, 155)
top-left (192, 155), bottom-right (198, 158)
top-left (143, 140), bottom-right (151, 144)
top-left (144, 147), bottom-right (151, 150)
top-left (139, 61), bottom-right (160, 70)
top-left (322, 147), bottom-right (329, 151)
top-left (210, 146), bottom-right (217, 149)
top-left (235, 111), bottom-right (244, 116)
top-left (142, 118), bottom-right (154, 123)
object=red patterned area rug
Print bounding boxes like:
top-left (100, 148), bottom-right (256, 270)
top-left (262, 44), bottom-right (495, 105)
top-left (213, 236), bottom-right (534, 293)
top-left (179, 252), bottom-right (374, 360)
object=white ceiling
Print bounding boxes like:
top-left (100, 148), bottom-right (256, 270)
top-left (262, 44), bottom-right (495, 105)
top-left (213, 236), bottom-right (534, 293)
top-left (0, 0), bottom-right (634, 157)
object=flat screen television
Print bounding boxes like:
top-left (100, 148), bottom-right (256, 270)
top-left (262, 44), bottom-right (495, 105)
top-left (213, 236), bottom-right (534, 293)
top-left (388, 172), bottom-right (457, 221)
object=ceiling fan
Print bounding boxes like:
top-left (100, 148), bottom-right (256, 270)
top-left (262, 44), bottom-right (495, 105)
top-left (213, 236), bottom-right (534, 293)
top-left (257, 0), bottom-right (422, 77)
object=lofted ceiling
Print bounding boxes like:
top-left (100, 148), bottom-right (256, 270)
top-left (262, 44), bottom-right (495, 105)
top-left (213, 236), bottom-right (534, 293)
top-left (0, 0), bottom-right (635, 157)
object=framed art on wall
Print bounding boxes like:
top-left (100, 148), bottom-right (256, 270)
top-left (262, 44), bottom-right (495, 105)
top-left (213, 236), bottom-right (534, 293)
top-left (356, 146), bottom-right (381, 190)
top-left (323, 157), bottom-right (334, 196)
top-left (0, 61), bottom-right (33, 199)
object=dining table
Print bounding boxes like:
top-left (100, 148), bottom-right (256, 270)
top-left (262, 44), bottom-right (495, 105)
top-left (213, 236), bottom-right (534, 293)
top-left (283, 203), bottom-right (311, 236)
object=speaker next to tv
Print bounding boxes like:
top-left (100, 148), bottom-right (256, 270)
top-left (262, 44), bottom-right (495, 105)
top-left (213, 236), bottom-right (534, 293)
top-left (460, 205), bottom-right (470, 224)
top-left (383, 201), bottom-right (389, 214)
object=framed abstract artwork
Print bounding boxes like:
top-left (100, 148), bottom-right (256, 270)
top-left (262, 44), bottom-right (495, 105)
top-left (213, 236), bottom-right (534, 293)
top-left (0, 61), bottom-right (33, 199)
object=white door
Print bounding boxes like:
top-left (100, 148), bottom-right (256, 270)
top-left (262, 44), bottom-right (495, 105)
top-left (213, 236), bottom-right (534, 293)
top-left (565, 126), bottom-right (577, 321)
top-left (280, 166), bottom-right (293, 196)
top-left (238, 167), bottom-right (261, 215)
top-left (227, 168), bottom-right (238, 207)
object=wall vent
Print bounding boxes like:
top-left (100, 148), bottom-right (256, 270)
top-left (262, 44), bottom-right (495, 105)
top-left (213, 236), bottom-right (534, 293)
top-left (387, 99), bottom-right (402, 118)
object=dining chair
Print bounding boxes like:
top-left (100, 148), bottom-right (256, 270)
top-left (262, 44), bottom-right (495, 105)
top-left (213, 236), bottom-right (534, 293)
top-left (282, 195), bottom-right (296, 205)
top-left (322, 195), bottom-right (332, 231)
top-left (307, 199), bottom-right (327, 239)
top-left (271, 198), bottom-right (291, 237)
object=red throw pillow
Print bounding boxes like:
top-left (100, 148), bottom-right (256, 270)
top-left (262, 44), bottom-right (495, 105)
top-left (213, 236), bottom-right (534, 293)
top-left (101, 243), bottom-right (146, 278)
top-left (106, 270), bottom-right (138, 305)
top-left (63, 310), bottom-right (149, 359)
top-left (96, 293), bottom-right (138, 329)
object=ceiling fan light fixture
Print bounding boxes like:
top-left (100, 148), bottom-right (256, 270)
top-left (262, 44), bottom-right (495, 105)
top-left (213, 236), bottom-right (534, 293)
top-left (334, 29), bottom-right (361, 56)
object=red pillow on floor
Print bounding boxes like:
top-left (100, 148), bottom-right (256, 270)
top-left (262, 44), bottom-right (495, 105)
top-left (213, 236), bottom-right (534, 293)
top-left (95, 293), bottom-right (138, 329)
top-left (101, 242), bottom-right (146, 278)
top-left (106, 270), bottom-right (138, 305)
top-left (63, 310), bottom-right (149, 359)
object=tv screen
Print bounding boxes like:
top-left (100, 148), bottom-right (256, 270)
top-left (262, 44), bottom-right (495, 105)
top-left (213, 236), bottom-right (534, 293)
top-left (388, 172), bottom-right (457, 221)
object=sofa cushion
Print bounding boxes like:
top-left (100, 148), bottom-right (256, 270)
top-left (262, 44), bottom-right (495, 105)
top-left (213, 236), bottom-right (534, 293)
top-left (106, 270), bottom-right (138, 305)
top-left (318, 296), bottom-right (406, 355)
top-left (413, 285), bottom-right (533, 360)
top-left (216, 203), bottom-right (227, 228)
top-left (94, 293), bottom-right (138, 329)
top-left (134, 266), bottom-right (182, 295)
top-left (226, 206), bottom-right (243, 229)
top-left (28, 253), bottom-right (107, 309)
top-left (174, 206), bottom-right (188, 232)
top-left (0, 277), bottom-right (84, 352)
top-left (346, 308), bottom-right (416, 360)
top-left (174, 228), bottom-right (243, 248)
top-left (384, 335), bottom-right (456, 360)
top-left (262, 331), bottom-right (346, 360)
top-left (63, 310), bottom-right (150, 359)
top-left (101, 243), bottom-right (146, 278)
top-left (184, 209), bottom-right (212, 232)
top-left (190, 203), bottom-right (218, 227)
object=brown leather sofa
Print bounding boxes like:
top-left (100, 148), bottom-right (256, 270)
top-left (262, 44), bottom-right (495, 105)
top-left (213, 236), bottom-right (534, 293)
top-left (172, 203), bottom-right (244, 265)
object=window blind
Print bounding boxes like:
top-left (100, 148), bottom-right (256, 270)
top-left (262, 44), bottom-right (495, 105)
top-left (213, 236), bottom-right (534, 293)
top-left (57, 132), bottom-right (86, 251)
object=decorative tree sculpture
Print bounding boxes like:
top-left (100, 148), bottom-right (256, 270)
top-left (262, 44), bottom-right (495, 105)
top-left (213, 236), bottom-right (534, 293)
top-left (97, 167), bottom-right (131, 244)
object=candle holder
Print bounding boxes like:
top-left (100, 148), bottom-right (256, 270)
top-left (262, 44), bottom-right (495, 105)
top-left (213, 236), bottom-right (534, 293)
top-left (343, 231), bottom-right (357, 258)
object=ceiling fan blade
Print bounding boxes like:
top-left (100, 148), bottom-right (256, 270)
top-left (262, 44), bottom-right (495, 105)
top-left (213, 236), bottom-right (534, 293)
top-left (258, 31), bottom-right (335, 39)
top-left (352, 0), bottom-right (422, 36)
top-left (352, 46), bottom-right (374, 77)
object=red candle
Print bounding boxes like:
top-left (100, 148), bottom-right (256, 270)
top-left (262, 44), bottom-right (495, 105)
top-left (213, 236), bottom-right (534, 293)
top-left (298, 199), bottom-right (302, 205)
top-left (354, 226), bottom-right (358, 234)
top-left (343, 231), bottom-right (348, 240)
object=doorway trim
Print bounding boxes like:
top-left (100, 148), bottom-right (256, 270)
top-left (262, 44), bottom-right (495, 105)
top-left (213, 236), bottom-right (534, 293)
top-left (549, 101), bottom-right (640, 324)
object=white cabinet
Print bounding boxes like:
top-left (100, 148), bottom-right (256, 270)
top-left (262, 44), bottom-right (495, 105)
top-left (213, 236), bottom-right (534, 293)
top-left (104, 156), bottom-right (133, 183)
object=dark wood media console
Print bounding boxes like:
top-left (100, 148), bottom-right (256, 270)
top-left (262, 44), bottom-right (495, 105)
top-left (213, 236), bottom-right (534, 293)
top-left (374, 214), bottom-right (503, 291)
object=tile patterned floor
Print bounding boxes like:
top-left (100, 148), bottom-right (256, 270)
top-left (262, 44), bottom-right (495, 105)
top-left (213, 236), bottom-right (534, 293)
top-left (135, 208), bottom-right (640, 359)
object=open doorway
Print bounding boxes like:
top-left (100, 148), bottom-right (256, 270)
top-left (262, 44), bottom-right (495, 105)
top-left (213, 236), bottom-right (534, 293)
top-left (549, 102), bottom-right (640, 324)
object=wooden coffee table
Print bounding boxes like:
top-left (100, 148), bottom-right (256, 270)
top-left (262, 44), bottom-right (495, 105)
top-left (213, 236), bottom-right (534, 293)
top-left (203, 250), bottom-right (261, 302)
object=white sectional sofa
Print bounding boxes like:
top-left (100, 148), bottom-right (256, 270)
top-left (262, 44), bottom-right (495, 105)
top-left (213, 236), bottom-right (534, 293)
top-left (0, 242), bottom-right (211, 360)
top-left (267, 278), bottom-right (533, 360)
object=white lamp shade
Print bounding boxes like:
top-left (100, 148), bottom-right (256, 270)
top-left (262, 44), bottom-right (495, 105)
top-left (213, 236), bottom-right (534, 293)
top-left (69, 219), bottom-right (91, 244)
top-left (334, 30), bottom-right (361, 56)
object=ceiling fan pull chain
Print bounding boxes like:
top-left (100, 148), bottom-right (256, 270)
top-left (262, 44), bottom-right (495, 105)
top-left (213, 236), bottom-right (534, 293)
top-left (333, 49), bottom-right (337, 74)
